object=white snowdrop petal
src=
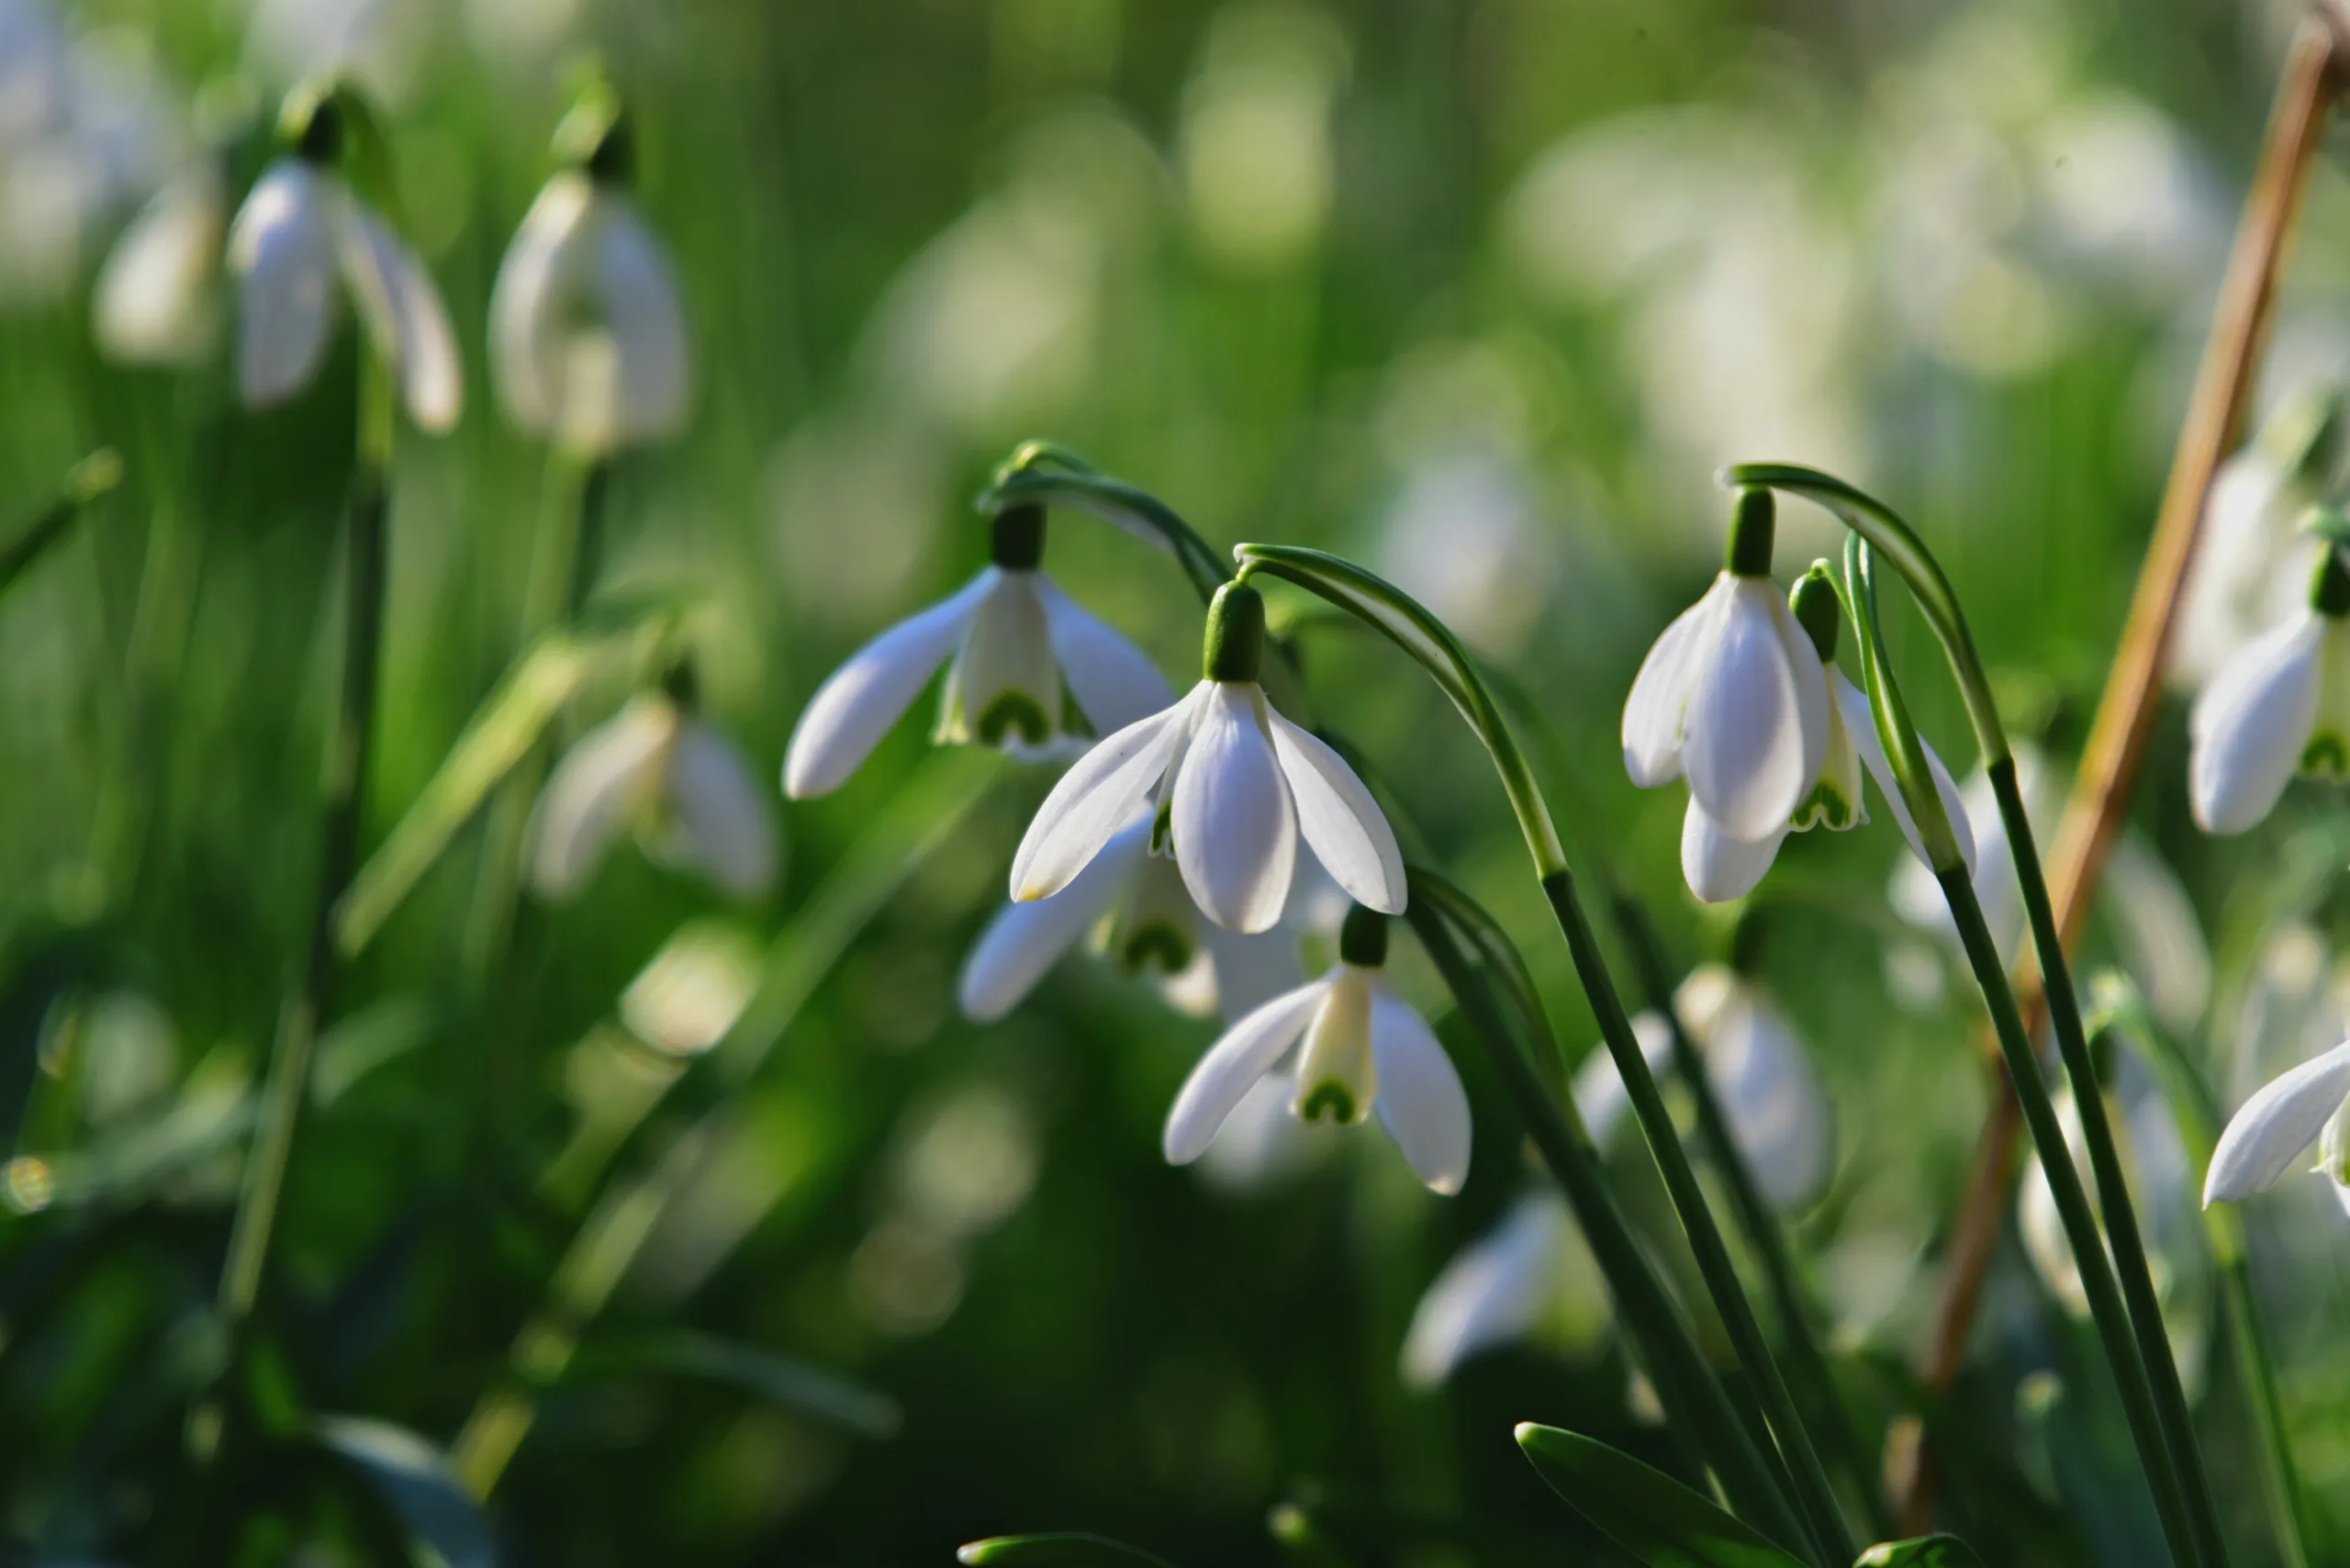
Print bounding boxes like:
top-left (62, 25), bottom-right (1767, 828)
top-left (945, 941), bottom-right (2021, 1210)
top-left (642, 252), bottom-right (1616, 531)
top-left (1622, 586), bottom-right (1718, 787)
top-left (227, 160), bottom-right (338, 408)
top-left (1683, 577), bottom-right (1815, 842)
top-left (1707, 991), bottom-right (1833, 1208)
top-left (592, 195), bottom-right (691, 441)
top-left (95, 171), bottom-right (222, 366)
top-left (1010, 687), bottom-right (1203, 902)
top-left (1172, 685), bottom-right (1299, 934)
top-left (1680, 801), bottom-right (1785, 903)
top-left (1034, 575), bottom-right (1176, 734)
top-left (336, 197), bottom-right (464, 431)
top-left (525, 701), bottom-right (675, 900)
top-left (487, 174), bottom-right (592, 433)
top-left (1267, 709), bottom-right (1407, 915)
top-left (2189, 612), bottom-right (2324, 834)
top-left (783, 570), bottom-right (998, 798)
top-left (2101, 834), bottom-right (2211, 1034)
top-left (1838, 666), bottom-right (1976, 875)
top-left (957, 822), bottom-right (1147, 1022)
top-left (1371, 987), bottom-right (1472, 1193)
top-left (1193, 1072), bottom-right (1318, 1191)
top-left (663, 721), bottom-right (779, 901)
top-left (1400, 1193), bottom-right (1571, 1389)
top-left (2204, 1039), bottom-right (2350, 1204)
top-left (1163, 977), bottom-right (1331, 1163)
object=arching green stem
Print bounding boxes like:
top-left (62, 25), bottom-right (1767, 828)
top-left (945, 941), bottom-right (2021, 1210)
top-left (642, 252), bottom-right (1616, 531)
top-left (982, 443), bottom-right (1231, 603)
top-left (1404, 874), bottom-right (1806, 1553)
top-left (1236, 544), bottom-right (1847, 1562)
top-left (1842, 536), bottom-right (2201, 1566)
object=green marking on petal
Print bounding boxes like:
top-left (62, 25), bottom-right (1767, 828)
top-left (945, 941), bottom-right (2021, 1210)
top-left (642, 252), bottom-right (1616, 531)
top-left (1789, 779), bottom-right (1855, 831)
top-left (1118, 923), bottom-right (1193, 975)
top-left (2301, 730), bottom-right (2349, 778)
top-left (976, 691), bottom-right (1052, 747)
top-left (1297, 1081), bottom-right (1358, 1125)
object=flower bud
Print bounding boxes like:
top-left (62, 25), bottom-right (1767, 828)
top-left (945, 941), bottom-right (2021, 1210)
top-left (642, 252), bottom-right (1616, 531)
top-left (1203, 580), bottom-right (1267, 682)
top-left (1789, 563), bottom-right (1841, 664)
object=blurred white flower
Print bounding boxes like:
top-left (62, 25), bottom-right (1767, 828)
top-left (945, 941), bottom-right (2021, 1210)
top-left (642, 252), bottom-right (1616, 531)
top-left (2204, 1037), bottom-right (2350, 1208)
top-left (529, 690), bottom-right (778, 903)
top-left (1178, 3), bottom-right (1346, 274)
top-left (241, 0), bottom-right (432, 107)
top-left (1575, 968), bottom-right (1834, 1210)
top-left (1372, 445), bottom-right (1552, 659)
top-left (93, 163), bottom-right (224, 365)
top-left (226, 145), bottom-right (461, 430)
top-left (1007, 586), bottom-right (1404, 935)
top-left (782, 511), bottom-right (1172, 798)
top-left (1399, 1191), bottom-right (1607, 1388)
top-left (2188, 595), bottom-right (2350, 835)
top-left (1163, 909), bottom-right (1469, 1194)
top-left (489, 168), bottom-right (688, 453)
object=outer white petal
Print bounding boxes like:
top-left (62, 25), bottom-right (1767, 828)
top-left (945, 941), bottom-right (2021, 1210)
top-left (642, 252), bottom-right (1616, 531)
top-left (2189, 611), bottom-right (2323, 834)
top-left (1707, 988), bottom-right (1833, 1208)
top-left (661, 720), bottom-right (779, 901)
top-left (1622, 583), bottom-right (1721, 787)
top-left (957, 822), bottom-right (1147, 1022)
top-left (1172, 685), bottom-right (1298, 934)
top-left (1200, 918), bottom-right (1305, 1025)
top-left (487, 173), bottom-right (592, 434)
top-left (335, 197), bottom-right (464, 432)
top-left (1033, 575), bottom-right (1175, 734)
top-left (2102, 834), bottom-right (2211, 1034)
top-left (525, 700), bottom-right (674, 900)
top-left (1570, 1010), bottom-right (1675, 1145)
top-left (1837, 666), bottom-right (1977, 875)
top-left (1268, 708), bottom-right (1407, 914)
top-left (1400, 1193), bottom-right (1571, 1389)
top-left (783, 570), bottom-right (996, 797)
top-left (2204, 1040), bottom-right (2350, 1204)
top-left (1370, 985), bottom-right (1472, 1194)
top-left (1011, 686), bottom-right (1204, 902)
top-left (1680, 801), bottom-right (1785, 903)
top-left (1683, 577), bottom-right (1815, 841)
top-left (591, 193), bottom-right (691, 442)
top-left (1163, 976), bottom-right (1331, 1163)
top-left (95, 169), bottom-right (223, 366)
top-left (226, 160), bottom-right (338, 408)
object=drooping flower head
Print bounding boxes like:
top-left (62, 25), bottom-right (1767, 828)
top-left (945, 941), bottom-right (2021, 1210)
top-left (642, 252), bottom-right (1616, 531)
top-left (2188, 528), bottom-right (2350, 835)
top-left (529, 659), bottom-right (778, 903)
top-left (1163, 905), bottom-right (1470, 1193)
top-left (2203, 1035), bottom-right (2350, 1211)
top-left (95, 162), bottom-right (226, 368)
top-left (1007, 578), bottom-right (1406, 934)
top-left (489, 87), bottom-right (689, 454)
top-left (225, 82), bottom-right (461, 430)
top-left (783, 504), bottom-right (1174, 798)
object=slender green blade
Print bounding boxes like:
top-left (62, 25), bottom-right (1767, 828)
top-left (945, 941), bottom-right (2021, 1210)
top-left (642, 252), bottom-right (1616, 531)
top-left (572, 1328), bottom-right (901, 1439)
top-left (956, 1534), bottom-right (1178, 1566)
top-left (1515, 1424), bottom-right (1807, 1568)
top-left (1852, 1539), bottom-right (1986, 1568)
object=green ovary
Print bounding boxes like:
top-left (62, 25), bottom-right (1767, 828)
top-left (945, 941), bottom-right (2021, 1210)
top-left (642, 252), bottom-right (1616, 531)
top-left (1296, 1081), bottom-right (1358, 1124)
top-left (2300, 730), bottom-right (2349, 778)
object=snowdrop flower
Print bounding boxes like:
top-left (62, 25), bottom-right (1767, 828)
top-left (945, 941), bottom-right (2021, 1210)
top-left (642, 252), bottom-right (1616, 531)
top-left (2172, 388), bottom-right (2343, 689)
top-left (1163, 906), bottom-right (1469, 1193)
top-left (1007, 580), bottom-right (1405, 935)
top-left (783, 504), bottom-right (1173, 798)
top-left (2188, 540), bottom-right (2350, 835)
top-left (1624, 490), bottom-right (1828, 847)
top-left (93, 162), bottom-right (224, 366)
top-left (225, 90), bottom-right (460, 430)
top-left (1675, 563), bottom-right (1976, 902)
top-left (1574, 966), bottom-right (1833, 1209)
top-left (2203, 1035), bottom-right (2350, 1209)
top-left (1399, 1190), bottom-right (1608, 1388)
top-left (528, 672), bottom-right (778, 903)
top-left (488, 99), bottom-right (688, 454)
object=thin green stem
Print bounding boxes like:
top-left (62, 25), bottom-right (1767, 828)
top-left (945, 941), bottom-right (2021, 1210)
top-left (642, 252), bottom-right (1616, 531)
top-left (2094, 980), bottom-right (2311, 1568)
top-left (0, 448), bottom-right (121, 596)
top-left (1403, 880), bottom-right (1803, 1551)
top-left (984, 445), bottom-right (1230, 602)
top-left (1841, 538), bottom-right (2196, 1565)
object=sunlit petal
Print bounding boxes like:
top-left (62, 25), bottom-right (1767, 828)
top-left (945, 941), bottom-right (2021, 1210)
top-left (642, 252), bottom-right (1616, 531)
top-left (783, 570), bottom-right (998, 798)
top-left (1680, 801), bottom-right (1785, 903)
top-left (1622, 583), bottom-right (1718, 787)
top-left (1011, 686), bottom-right (1203, 902)
top-left (1683, 577), bottom-right (1816, 841)
top-left (957, 822), bottom-right (1147, 1022)
top-left (1268, 707), bottom-right (1406, 914)
top-left (1172, 684), bottom-right (1298, 934)
top-left (2189, 610), bottom-right (2323, 834)
top-left (227, 159), bottom-right (338, 408)
top-left (1034, 574), bottom-right (1176, 734)
top-left (1163, 976), bottom-right (1331, 1163)
top-left (2204, 1039), bottom-right (2350, 1204)
top-left (487, 172), bottom-right (592, 434)
top-left (336, 196), bottom-right (463, 431)
top-left (1370, 984), bottom-right (1471, 1193)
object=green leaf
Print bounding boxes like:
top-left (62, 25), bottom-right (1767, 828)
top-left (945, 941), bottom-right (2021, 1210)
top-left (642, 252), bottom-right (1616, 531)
top-left (573, 1328), bottom-right (901, 1439)
top-left (313, 1415), bottom-right (498, 1568)
top-left (1515, 1424), bottom-right (1807, 1568)
top-left (334, 620), bottom-right (628, 957)
top-left (956, 1534), bottom-right (1178, 1567)
top-left (1852, 1539), bottom-right (1986, 1568)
